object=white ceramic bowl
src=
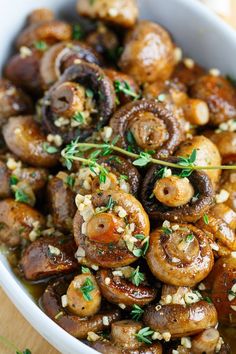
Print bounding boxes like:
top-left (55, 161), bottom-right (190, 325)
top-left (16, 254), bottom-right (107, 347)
top-left (0, 1), bottom-right (236, 353)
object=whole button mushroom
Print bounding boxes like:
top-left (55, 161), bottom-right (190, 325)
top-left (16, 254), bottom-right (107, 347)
top-left (119, 20), bottom-right (175, 84)
top-left (77, 0), bottom-right (139, 28)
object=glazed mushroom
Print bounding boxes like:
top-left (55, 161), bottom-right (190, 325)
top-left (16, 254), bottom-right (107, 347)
top-left (0, 160), bottom-right (11, 199)
top-left (171, 60), bottom-right (205, 87)
top-left (90, 320), bottom-right (162, 354)
top-left (0, 199), bottom-right (45, 246)
top-left (141, 157), bottom-right (214, 223)
top-left (47, 173), bottom-right (77, 232)
top-left (86, 23), bottom-right (119, 58)
top-left (119, 20), bottom-right (175, 84)
top-left (176, 135), bottom-right (221, 190)
top-left (12, 166), bottom-right (49, 193)
top-left (2, 116), bottom-right (60, 168)
top-left (27, 8), bottom-right (54, 25)
top-left (16, 20), bottom-right (72, 49)
top-left (4, 49), bottom-right (44, 95)
top-left (206, 131), bottom-right (236, 164)
top-left (74, 155), bottom-right (141, 196)
top-left (77, 0), bottom-right (139, 28)
top-left (73, 190), bottom-right (150, 268)
top-left (143, 299), bottom-right (217, 338)
top-left (197, 203), bottom-right (236, 257)
top-left (109, 99), bottom-right (183, 159)
top-left (220, 171), bottom-right (236, 212)
top-left (20, 237), bottom-right (78, 281)
top-left (41, 278), bottom-right (121, 338)
top-left (191, 328), bottom-right (221, 354)
top-left (190, 75), bottom-right (236, 126)
top-left (96, 267), bottom-right (157, 308)
top-left (0, 79), bottom-right (32, 127)
top-left (206, 255), bottom-right (236, 326)
top-left (41, 63), bottom-right (116, 143)
top-left (104, 68), bottom-right (139, 106)
top-left (146, 224), bottom-right (214, 287)
top-left (40, 41), bottom-right (102, 88)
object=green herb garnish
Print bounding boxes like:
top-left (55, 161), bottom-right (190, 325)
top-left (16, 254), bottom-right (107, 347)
top-left (203, 214), bottom-right (209, 225)
top-left (72, 24), bottom-right (85, 40)
top-left (81, 266), bottom-right (91, 274)
top-left (135, 327), bottom-right (154, 344)
top-left (130, 266), bottom-right (145, 287)
top-left (34, 40), bottom-right (48, 51)
top-left (185, 234), bottom-right (194, 242)
top-left (10, 175), bottom-right (19, 186)
top-left (42, 143), bottom-right (58, 154)
top-left (15, 189), bottom-right (30, 204)
top-left (80, 277), bottom-right (95, 301)
top-left (73, 112), bottom-right (85, 124)
top-left (65, 175), bottom-right (75, 188)
top-left (131, 304), bottom-right (144, 321)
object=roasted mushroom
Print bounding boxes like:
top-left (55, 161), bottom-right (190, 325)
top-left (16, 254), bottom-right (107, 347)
top-left (176, 135), bottom-right (221, 190)
top-left (0, 79), bottom-right (32, 127)
top-left (41, 278), bottom-right (121, 338)
top-left (220, 171), bottom-right (236, 212)
top-left (146, 224), bottom-right (214, 287)
top-left (77, 0), bottom-right (139, 28)
top-left (197, 203), bottom-right (236, 257)
top-left (207, 130), bottom-right (236, 164)
top-left (16, 20), bottom-right (72, 49)
top-left (0, 199), bottom-right (45, 246)
top-left (20, 237), bottom-right (78, 280)
top-left (0, 160), bottom-right (11, 199)
top-left (27, 8), bottom-right (54, 25)
top-left (2, 116), bottom-right (60, 168)
top-left (110, 99), bottom-right (183, 159)
top-left (74, 155), bottom-right (141, 196)
top-left (4, 49), bottom-right (44, 95)
top-left (73, 190), bottom-right (150, 268)
top-left (143, 300), bottom-right (217, 338)
top-left (40, 41), bottom-right (102, 88)
top-left (119, 20), bottom-right (175, 84)
top-left (42, 63), bottom-right (116, 143)
top-left (171, 60), bottom-right (205, 87)
top-left (190, 75), bottom-right (236, 126)
top-left (191, 328), bottom-right (222, 354)
top-left (141, 157), bottom-right (214, 223)
top-left (90, 320), bottom-right (163, 354)
top-left (96, 267), bottom-right (157, 308)
top-left (47, 173), bottom-right (77, 232)
top-left (206, 255), bottom-right (236, 326)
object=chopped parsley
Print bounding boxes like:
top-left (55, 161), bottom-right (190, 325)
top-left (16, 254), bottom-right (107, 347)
top-left (15, 189), bottom-right (30, 204)
top-left (203, 214), bottom-right (209, 225)
top-left (34, 40), bottom-right (48, 51)
top-left (73, 112), bottom-right (85, 124)
top-left (42, 143), bottom-right (58, 154)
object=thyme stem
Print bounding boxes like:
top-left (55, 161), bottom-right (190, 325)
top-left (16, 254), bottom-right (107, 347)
top-left (61, 142), bottom-right (236, 171)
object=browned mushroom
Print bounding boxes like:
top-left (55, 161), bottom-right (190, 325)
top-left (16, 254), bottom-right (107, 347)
top-left (40, 41), bottom-right (102, 88)
top-left (86, 23), bottom-right (119, 58)
top-left (27, 8), bottom-right (54, 25)
top-left (0, 198), bottom-right (45, 246)
top-left (16, 20), bottom-right (72, 49)
top-left (206, 255), bottom-right (236, 326)
top-left (0, 79), bottom-right (32, 127)
top-left (197, 203), bottom-right (236, 257)
top-left (143, 300), bottom-right (217, 338)
top-left (2, 116), bottom-right (60, 168)
top-left (77, 0), bottom-right (139, 28)
top-left (191, 328), bottom-right (221, 354)
top-left (90, 320), bottom-right (163, 354)
top-left (73, 190), bottom-right (150, 268)
top-left (42, 63), bottom-right (116, 143)
top-left (206, 131), bottom-right (236, 164)
top-left (47, 173), bottom-right (77, 232)
top-left (13, 167), bottom-right (49, 192)
top-left (146, 224), bottom-right (214, 287)
top-left (4, 49), bottom-right (44, 95)
top-left (74, 155), bottom-right (141, 197)
top-left (176, 136), bottom-right (221, 190)
top-left (20, 237), bottom-right (78, 281)
top-left (220, 171), bottom-right (236, 212)
top-left (104, 68), bottom-right (139, 106)
top-left (110, 99), bottom-right (183, 159)
top-left (0, 160), bottom-right (11, 199)
top-left (190, 75), bottom-right (236, 126)
top-left (96, 267), bottom-right (157, 307)
top-left (119, 20), bottom-right (175, 84)
top-left (41, 278), bottom-right (121, 338)
top-left (171, 61), bottom-right (205, 87)
top-left (141, 157), bottom-right (214, 223)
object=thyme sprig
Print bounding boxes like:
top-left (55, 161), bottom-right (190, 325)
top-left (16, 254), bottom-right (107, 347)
top-left (61, 141), bottom-right (236, 172)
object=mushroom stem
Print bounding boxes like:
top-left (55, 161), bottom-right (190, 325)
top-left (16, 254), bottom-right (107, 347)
top-left (61, 142), bottom-right (236, 171)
